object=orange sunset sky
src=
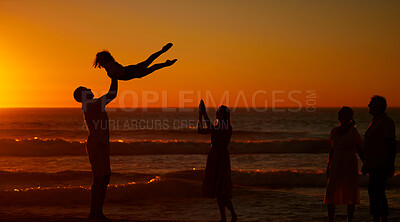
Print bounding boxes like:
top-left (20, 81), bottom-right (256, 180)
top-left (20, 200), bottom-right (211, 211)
top-left (0, 0), bottom-right (399, 108)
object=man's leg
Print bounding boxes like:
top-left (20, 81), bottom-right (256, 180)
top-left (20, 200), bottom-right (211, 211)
top-left (87, 141), bottom-right (111, 219)
top-left (98, 175), bottom-right (110, 216)
top-left (90, 176), bottom-right (102, 217)
top-left (378, 168), bottom-right (389, 222)
top-left (90, 175), bottom-right (110, 218)
top-left (369, 168), bottom-right (388, 221)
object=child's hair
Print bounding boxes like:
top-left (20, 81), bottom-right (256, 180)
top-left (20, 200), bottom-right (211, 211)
top-left (93, 50), bottom-right (115, 68)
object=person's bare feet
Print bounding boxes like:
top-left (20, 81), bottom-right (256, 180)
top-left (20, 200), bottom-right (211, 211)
top-left (162, 43), bottom-right (173, 52)
top-left (165, 59), bottom-right (177, 66)
top-left (89, 214), bottom-right (110, 221)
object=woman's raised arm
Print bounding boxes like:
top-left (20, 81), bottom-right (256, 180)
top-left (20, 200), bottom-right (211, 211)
top-left (198, 100), bottom-right (211, 134)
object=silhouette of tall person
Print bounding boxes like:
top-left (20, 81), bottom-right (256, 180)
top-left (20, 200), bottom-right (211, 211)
top-left (363, 96), bottom-right (396, 222)
top-left (74, 78), bottom-right (118, 220)
top-left (198, 100), bottom-right (237, 222)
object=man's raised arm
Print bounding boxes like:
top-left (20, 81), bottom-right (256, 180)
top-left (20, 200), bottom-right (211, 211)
top-left (100, 78), bottom-right (118, 106)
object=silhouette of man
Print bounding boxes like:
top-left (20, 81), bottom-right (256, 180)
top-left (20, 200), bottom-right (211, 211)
top-left (363, 95), bottom-right (396, 222)
top-left (74, 78), bottom-right (118, 220)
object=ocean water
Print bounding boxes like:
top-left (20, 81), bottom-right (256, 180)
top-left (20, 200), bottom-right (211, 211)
top-left (0, 108), bottom-right (399, 221)
top-left (1, 107), bottom-right (399, 142)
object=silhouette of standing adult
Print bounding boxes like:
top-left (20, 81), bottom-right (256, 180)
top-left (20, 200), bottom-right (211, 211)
top-left (325, 106), bottom-right (364, 222)
top-left (74, 78), bottom-right (118, 220)
top-left (198, 100), bottom-right (237, 222)
top-left (363, 96), bottom-right (396, 222)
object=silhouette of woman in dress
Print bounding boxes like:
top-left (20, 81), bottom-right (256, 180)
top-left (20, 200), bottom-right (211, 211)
top-left (198, 100), bottom-right (237, 222)
top-left (325, 106), bottom-right (365, 222)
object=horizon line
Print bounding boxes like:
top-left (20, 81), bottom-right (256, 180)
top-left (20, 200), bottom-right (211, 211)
top-left (1, 106), bottom-right (400, 109)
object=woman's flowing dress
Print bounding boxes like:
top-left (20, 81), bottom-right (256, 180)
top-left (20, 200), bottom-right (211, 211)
top-left (325, 127), bottom-right (361, 204)
top-left (202, 126), bottom-right (233, 199)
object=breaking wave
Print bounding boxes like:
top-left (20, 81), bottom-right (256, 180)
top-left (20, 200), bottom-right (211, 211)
top-left (1, 169), bottom-right (400, 206)
top-left (0, 138), bottom-right (333, 156)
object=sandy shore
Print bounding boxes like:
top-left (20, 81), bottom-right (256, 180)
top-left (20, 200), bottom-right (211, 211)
top-left (1, 186), bottom-right (400, 221)
top-left (0, 216), bottom-right (190, 222)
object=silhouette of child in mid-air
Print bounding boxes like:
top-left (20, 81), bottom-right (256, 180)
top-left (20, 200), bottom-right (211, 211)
top-left (93, 43), bottom-right (177, 80)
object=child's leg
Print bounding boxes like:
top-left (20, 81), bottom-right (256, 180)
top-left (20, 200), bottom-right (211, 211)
top-left (136, 43), bottom-right (173, 69)
top-left (146, 59), bottom-right (177, 73)
top-left (131, 59), bottom-right (177, 79)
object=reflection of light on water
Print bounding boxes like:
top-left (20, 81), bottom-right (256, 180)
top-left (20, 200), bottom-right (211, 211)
top-left (15, 139), bottom-right (19, 142)
top-left (109, 177), bottom-right (162, 186)
top-left (148, 176), bottom-right (161, 184)
top-left (192, 168), bottom-right (196, 170)
top-left (9, 185), bottom-right (90, 192)
top-left (234, 169), bottom-right (325, 174)
top-left (111, 181), bottom-right (137, 188)
top-left (33, 137), bottom-right (38, 140)
top-left (109, 177), bottom-right (161, 186)
top-left (117, 140), bottom-right (124, 143)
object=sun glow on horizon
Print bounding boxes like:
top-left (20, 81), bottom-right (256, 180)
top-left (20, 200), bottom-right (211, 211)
top-left (0, 1), bottom-right (399, 108)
